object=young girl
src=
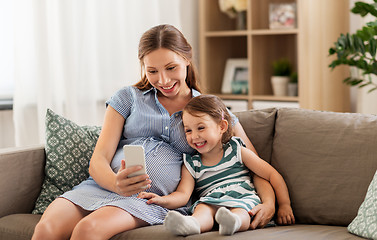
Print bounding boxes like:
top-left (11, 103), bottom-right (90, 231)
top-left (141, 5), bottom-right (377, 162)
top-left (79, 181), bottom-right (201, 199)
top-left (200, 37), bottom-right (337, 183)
top-left (138, 94), bottom-right (295, 236)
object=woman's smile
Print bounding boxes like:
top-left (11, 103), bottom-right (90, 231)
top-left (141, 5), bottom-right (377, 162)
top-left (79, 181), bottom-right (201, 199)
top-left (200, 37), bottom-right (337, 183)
top-left (160, 82), bottom-right (176, 93)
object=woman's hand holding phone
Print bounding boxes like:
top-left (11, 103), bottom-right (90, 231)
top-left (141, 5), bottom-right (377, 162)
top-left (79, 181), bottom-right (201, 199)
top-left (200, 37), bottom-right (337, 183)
top-left (115, 159), bottom-right (151, 197)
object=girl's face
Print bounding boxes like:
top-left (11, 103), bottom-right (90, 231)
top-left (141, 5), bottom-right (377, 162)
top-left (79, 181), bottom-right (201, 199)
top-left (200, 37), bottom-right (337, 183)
top-left (183, 111), bottom-right (227, 155)
top-left (143, 48), bottom-right (190, 98)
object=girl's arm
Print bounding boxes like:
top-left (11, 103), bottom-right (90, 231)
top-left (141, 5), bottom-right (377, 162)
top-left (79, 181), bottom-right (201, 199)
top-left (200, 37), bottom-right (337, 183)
top-left (89, 106), bottom-right (151, 196)
top-left (138, 165), bottom-right (195, 209)
top-left (241, 147), bottom-right (295, 225)
top-left (233, 122), bottom-right (276, 228)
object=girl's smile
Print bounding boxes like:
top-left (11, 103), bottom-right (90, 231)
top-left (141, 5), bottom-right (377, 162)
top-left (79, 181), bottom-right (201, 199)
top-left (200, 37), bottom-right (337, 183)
top-left (182, 112), bottom-right (225, 156)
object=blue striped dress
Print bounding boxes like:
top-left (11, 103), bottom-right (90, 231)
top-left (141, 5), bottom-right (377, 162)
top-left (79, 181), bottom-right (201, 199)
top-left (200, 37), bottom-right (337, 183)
top-left (184, 137), bottom-right (261, 213)
top-left (60, 86), bottom-right (200, 225)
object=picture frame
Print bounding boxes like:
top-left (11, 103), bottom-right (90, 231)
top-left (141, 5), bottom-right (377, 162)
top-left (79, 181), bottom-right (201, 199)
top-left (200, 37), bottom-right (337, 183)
top-left (221, 58), bottom-right (249, 94)
top-left (269, 3), bottom-right (296, 29)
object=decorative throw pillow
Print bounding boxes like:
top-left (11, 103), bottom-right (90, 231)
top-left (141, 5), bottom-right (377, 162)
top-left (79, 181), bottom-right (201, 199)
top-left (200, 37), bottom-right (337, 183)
top-left (348, 170), bottom-right (377, 239)
top-left (32, 109), bottom-right (101, 214)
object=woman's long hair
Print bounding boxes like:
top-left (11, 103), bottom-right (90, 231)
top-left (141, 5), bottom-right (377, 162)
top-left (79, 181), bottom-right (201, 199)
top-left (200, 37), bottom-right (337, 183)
top-left (134, 24), bottom-right (201, 92)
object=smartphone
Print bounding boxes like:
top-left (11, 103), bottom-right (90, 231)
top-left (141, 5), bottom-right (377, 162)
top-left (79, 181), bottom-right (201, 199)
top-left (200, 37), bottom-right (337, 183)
top-left (123, 145), bottom-right (147, 178)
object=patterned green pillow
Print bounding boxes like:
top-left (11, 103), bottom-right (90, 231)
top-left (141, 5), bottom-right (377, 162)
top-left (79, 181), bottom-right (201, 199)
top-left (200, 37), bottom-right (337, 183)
top-left (32, 109), bottom-right (101, 214)
top-left (348, 170), bottom-right (377, 239)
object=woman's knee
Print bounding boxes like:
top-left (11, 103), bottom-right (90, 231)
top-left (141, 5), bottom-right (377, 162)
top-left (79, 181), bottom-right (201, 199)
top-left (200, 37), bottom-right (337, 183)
top-left (71, 217), bottom-right (100, 240)
top-left (32, 219), bottom-right (66, 240)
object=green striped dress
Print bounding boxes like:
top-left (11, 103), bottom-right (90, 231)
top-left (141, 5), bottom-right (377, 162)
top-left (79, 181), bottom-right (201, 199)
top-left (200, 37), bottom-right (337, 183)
top-left (183, 137), bottom-right (261, 213)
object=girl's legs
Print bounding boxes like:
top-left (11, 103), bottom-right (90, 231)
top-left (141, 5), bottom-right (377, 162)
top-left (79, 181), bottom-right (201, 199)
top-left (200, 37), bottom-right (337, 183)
top-left (192, 203), bottom-right (218, 232)
top-left (32, 198), bottom-right (90, 240)
top-left (164, 203), bottom-right (217, 236)
top-left (215, 207), bottom-right (251, 235)
top-left (71, 205), bottom-right (148, 240)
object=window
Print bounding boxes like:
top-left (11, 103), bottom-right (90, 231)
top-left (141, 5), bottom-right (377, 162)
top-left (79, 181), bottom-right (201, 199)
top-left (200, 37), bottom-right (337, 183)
top-left (0, 1), bottom-right (14, 110)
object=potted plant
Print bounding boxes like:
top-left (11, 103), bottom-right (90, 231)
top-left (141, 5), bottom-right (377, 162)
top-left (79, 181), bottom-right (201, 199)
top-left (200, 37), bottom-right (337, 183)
top-left (328, 1), bottom-right (377, 93)
top-left (288, 71), bottom-right (298, 96)
top-left (271, 58), bottom-right (292, 96)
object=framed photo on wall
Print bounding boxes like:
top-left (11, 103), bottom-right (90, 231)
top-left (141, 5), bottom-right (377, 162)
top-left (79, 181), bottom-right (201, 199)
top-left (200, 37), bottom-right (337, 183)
top-left (269, 3), bottom-right (296, 29)
top-left (221, 58), bottom-right (249, 94)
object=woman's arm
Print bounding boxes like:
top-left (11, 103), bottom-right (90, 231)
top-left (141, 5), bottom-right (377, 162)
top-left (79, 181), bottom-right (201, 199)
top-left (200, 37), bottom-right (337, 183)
top-left (250, 175), bottom-right (276, 229)
top-left (233, 122), bottom-right (276, 228)
top-left (241, 147), bottom-right (295, 225)
top-left (138, 165), bottom-right (195, 209)
top-left (89, 106), bottom-right (151, 196)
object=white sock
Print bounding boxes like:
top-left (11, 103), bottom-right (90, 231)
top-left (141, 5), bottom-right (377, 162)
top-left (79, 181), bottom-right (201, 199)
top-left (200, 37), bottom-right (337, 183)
top-left (215, 207), bottom-right (242, 235)
top-left (163, 211), bottom-right (201, 236)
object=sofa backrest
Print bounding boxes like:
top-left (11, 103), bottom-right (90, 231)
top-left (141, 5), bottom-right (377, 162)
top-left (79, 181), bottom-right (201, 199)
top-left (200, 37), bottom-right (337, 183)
top-left (271, 108), bottom-right (377, 226)
top-left (0, 145), bottom-right (45, 217)
top-left (235, 108), bottom-right (277, 163)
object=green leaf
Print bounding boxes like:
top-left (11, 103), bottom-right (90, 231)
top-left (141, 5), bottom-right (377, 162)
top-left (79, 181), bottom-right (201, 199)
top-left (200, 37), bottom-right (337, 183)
top-left (359, 83), bottom-right (370, 88)
top-left (369, 38), bottom-right (377, 57)
top-left (343, 77), bottom-right (352, 83)
top-left (329, 47), bottom-right (336, 55)
top-left (352, 2), bottom-right (377, 18)
top-left (367, 87), bottom-right (377, 93)
top-left (349, 79), bottom-right (364, 86)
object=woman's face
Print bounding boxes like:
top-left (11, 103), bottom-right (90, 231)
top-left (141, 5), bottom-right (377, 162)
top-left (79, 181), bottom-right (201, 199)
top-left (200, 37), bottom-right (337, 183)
top-left (143, 48), bottom-right (190, 98)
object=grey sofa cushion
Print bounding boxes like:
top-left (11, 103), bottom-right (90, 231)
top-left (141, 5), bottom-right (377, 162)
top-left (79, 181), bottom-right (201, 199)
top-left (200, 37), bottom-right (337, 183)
top-left (235, 108), bottom-right (277, 162)
top-left (271, 108), bottom-right (377, 226)
top-left (1, 214), bottom-right (362, 240)
top-left (0, 146), bottom-right (45, 217)
top-left (0, 214), bottom-right (41, 240)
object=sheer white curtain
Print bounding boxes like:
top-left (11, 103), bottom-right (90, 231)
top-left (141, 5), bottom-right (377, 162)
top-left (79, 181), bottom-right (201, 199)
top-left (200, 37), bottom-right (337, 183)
top-left (13, 0), bottom-right (186, 147)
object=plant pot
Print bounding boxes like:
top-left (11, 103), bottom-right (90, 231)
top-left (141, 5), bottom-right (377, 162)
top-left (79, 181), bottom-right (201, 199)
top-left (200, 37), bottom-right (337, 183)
top-left (287, 82), bottom-right (298, 96)
top-left (236, 11), bottom-right (247, 30)
top-left (271, 76), bottom-right (289, 96)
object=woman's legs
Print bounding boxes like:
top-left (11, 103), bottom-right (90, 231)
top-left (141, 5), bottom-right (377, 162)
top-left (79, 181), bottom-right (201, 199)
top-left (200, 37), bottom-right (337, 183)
top-left (32, 198), bottom-right (90, 240)
top-left (71, 206), bottom-right (148, 240)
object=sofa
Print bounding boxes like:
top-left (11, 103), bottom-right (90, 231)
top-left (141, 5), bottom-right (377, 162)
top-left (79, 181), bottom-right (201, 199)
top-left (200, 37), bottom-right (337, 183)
top-left (1, 107), bottom-right (376, 240)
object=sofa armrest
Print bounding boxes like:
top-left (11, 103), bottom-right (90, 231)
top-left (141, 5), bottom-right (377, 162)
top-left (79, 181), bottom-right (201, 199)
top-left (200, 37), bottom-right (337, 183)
top-left (0, 145), bottom-right (45, 218)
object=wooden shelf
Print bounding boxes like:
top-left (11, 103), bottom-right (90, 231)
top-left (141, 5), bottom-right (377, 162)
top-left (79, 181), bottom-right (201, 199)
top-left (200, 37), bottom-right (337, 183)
top-left (205, 31), bottom-right (249, 37)
top-left (199, 0), bottom-right (351, 112)
top-left (252, 95), bottom-right (299, 102)
top-left (251, 29), bottom-right (299, 35)
top-left (216, 94), bottom-right (250, 100)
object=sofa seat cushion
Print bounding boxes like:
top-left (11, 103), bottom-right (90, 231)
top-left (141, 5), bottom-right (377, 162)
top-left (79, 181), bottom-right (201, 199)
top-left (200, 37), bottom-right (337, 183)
top-left (0, 214), bottom-right (362, 240)
top-left (0, 214), bottom-right (41, 240)
top-left (271, 108), bottom-right (377, 226)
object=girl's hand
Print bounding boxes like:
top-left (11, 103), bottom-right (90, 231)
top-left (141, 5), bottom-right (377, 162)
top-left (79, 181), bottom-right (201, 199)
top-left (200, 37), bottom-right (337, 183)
top-left (138, 192), bottom-right (167, 207)
top-left (115, 160), bottom-right (151, 196)
top-left (276, 204), bottom-right (295, 225)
